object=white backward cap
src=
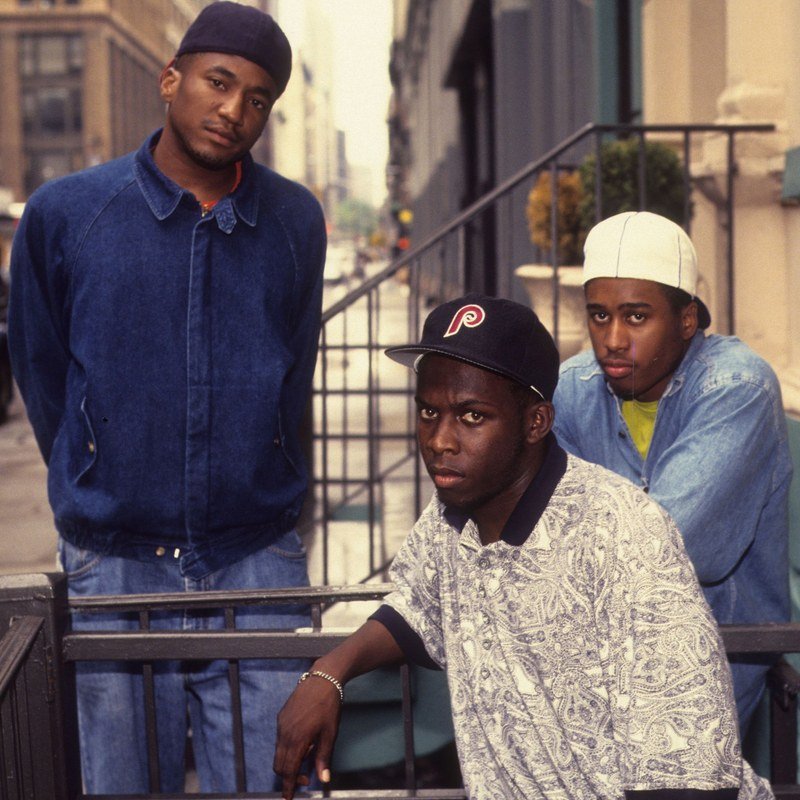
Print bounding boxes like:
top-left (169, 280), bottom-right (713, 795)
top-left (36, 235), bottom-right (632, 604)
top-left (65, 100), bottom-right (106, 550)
top-left (582, 211), bottom-right (710, 328)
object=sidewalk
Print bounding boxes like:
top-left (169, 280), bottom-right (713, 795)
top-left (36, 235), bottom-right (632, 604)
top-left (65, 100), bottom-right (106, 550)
top-left (0, 390), bottom-right (57, 574)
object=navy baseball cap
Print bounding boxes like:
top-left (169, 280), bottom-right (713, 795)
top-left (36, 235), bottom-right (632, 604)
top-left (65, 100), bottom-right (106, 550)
top-left (176, 1), bottom-right (292, 96)
top-left (385, 293), bottom-right (560, 401)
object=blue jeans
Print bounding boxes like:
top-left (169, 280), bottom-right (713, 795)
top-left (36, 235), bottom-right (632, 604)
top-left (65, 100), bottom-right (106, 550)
top-left (59, 531), bottom-right (312, 794)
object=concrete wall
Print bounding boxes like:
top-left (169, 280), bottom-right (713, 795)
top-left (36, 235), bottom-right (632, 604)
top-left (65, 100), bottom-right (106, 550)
top-left (642, 0), bottom-right (800, 414)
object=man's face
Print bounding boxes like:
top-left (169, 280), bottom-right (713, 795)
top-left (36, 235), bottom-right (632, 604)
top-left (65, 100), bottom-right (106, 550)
top-left (585, 277), bottom-right (697, 401)
top-left (415, 355), bottom-right (540, 517)
top-left (160, 52), bottom-right (277, 170)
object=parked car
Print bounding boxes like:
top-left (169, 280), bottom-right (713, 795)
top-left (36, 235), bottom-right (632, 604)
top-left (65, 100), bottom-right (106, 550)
top-left (0, 273), bottom-right (13, 423)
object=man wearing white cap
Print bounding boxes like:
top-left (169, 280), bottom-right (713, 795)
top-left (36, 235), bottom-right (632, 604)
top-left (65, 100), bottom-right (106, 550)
top-left (553, 211), bottom-right (791, 734)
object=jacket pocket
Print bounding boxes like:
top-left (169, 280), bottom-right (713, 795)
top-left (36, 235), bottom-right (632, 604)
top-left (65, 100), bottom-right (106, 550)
top-left (74, 397), bottom-right (98, 483)
top-left (276, 412), bottom-right (304, 478)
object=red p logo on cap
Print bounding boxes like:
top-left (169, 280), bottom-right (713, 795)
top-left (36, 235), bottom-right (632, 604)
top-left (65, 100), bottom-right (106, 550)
top-left (444, 304), bottom-right (485, 337)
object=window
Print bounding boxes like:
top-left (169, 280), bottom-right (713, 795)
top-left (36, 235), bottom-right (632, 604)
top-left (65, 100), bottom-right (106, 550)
top-left (18, 32), bottom-right (85, 193)
top-left (19, 34), bottom-right (83, 77)
top-left (22, 87), bottom-right (82, 136)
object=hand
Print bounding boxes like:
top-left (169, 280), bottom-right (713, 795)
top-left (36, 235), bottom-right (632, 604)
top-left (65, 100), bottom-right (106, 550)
top-left (273, 672), bottom-right (343, 799)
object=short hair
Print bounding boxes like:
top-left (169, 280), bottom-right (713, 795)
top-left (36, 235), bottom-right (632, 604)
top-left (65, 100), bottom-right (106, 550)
top-left (507, 378), bottom-right (544, 413)
top-left (172, 53), bottom-right (197, 73)
top-left (658, 284), bottom-right (695, 317)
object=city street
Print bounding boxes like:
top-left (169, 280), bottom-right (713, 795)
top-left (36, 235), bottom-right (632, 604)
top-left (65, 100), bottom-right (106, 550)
top-left (0, 391), bottom-right (56, 574)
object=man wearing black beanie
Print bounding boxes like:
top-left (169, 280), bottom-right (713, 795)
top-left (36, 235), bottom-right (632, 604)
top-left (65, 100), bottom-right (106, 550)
top-left (9, 2), bottom-right (325, 793)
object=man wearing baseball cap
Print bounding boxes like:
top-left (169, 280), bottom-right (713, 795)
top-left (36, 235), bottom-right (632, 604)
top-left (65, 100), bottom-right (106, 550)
top-left (273, 293), bottom-right (771, 800)
top-left (9, 2), bottom-right (325, 792)
top-left (553, 211), bottom-right (792, 734)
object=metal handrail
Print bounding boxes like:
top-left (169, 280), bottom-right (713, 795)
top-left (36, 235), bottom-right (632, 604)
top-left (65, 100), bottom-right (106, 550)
top-left (322, 121), bottom-right (774, 323)
top-left (59, 586), bottom-right (800, 795)
top-left (0, 577), bottom-right (798, 798)
top-left (0, 614), bottom-right (60, 799)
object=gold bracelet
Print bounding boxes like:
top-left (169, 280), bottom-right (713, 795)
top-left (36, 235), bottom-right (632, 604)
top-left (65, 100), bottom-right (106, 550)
top-left (298, 670), bottom-right (344, 703)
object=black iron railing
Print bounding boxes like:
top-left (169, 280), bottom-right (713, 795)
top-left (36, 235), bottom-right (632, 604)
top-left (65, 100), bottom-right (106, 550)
top-left (0, 574), bottom-right (464, 799)
top-left (0, 615), bottom-right (47, 794)
top-left (304, 122), bottom-right (777, 587)
top-left (0, 574), bottom-right (799, 799)
top-left (0, 573), bottom-right (80, 800)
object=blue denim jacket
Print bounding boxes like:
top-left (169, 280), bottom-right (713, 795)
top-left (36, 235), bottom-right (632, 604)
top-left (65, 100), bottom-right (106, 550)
top-left (9, 131), bottom-right (326, 580)
top-left (553, 331), bottom-right (792, 725)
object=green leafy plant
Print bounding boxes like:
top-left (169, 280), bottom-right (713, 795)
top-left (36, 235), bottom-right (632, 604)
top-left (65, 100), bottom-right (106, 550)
top-left (525, 139), bottom-right (687, 264)
top-left (578, 139), bottom-right (686, 231)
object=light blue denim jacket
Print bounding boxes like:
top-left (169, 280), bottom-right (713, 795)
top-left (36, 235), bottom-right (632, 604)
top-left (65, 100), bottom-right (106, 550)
top-left (553, 331), bottom-right (792, 727)
top-left (9, 130), bottom-right (326, 580)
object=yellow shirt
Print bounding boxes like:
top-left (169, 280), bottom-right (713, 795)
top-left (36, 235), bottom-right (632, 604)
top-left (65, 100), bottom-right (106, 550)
top-left (622, 399), bottom-right (659, 460)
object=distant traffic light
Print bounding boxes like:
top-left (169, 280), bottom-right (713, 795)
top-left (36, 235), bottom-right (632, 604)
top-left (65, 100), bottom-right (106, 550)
top-left (392, 207), bottom-right (413, 256)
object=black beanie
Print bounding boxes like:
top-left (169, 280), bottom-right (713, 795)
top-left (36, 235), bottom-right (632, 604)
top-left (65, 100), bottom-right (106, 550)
top-left (176, 1), bottom-right (292, 96)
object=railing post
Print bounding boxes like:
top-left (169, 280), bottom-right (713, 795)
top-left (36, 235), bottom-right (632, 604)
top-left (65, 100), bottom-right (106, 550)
top-left (726, 131), bottom-right (737, 335)
top-left (0, 573), bottom-right (81, 800)
top-left (767, 658), bottom-right (799, 784)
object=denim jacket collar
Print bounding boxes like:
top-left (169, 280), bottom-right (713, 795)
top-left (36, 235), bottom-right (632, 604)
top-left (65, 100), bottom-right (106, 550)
top-left (132, 129), bottom-right (259, 232)
top-left (660, 330), bottom-right (704, 398)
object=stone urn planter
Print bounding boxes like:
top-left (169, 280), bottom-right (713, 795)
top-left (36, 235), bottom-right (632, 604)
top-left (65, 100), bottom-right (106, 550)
top-left (514, 264), bottom-right (588, 360)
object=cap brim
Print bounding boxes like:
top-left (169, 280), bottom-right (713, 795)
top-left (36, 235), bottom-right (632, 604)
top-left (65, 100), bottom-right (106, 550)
top-left (385, 345), bottom-right (496, 375)
top-left (384, 345), bottom-right (429, 369)
top-left (384, 345), bottom-right (546, 400)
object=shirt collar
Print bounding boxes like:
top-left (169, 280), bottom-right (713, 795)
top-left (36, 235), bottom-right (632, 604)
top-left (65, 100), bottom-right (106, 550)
top-left (133, 129), bottom-right (260, 229)
top-left (661, 329), bottom-right (705, 397)
top-left (443, 433), bottom-right (568, 546)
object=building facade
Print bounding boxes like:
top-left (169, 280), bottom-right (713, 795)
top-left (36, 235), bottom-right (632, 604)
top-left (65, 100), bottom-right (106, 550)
top-left (271, 0), bottom-right (348, 227)
top-left (0, 0), bottom-right (216, 200)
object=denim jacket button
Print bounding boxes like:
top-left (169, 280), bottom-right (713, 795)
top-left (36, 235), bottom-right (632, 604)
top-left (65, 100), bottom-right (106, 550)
top-left (155, 546), bottom-right (166, 557)
top-left (273, 437), bottom-right (280, 447)
top-left (88, 441), bottom-right (95, 453)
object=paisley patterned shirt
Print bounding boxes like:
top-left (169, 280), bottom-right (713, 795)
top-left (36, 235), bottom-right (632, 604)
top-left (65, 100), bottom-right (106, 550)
top-left (380, 446), bottom-right (773, 800)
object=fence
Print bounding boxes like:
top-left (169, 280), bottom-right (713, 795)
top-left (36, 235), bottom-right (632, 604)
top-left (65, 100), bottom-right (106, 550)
top-left (0, 573), bottom-right (798, 799)
top-left (0, 573), bottom-right (80, 800)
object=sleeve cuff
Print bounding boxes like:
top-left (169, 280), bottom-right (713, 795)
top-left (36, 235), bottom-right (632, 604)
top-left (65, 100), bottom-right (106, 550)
top-left (369, 605), bottom-right (441, 671)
